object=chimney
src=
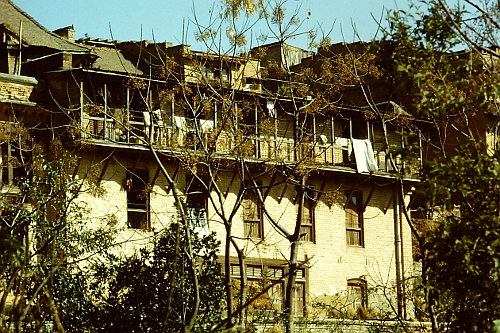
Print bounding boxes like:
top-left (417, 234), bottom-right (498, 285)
top-left (53, 26), bottom-right (75, 42)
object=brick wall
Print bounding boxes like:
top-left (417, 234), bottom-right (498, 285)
top-left (0, 73), bottom-right (37, 102)
top-left (75, 152), bottom-right (414, 318)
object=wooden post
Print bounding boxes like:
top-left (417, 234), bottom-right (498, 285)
top-left (104, 83), bottom-right (108, 139)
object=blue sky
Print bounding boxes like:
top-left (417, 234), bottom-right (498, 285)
top-left (13, 0), bottom-right (407, 50)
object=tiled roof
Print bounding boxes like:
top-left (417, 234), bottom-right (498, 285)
top-left (91, 46), bottom-right (143, 75)
top-left (0, 0), bottom-right (89, 52)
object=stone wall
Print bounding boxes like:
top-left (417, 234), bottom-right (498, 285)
top-left (0, 73), bottom-right (37, 102)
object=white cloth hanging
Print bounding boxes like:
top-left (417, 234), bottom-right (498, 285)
top-left (352, 139), bottom-right (378, 173)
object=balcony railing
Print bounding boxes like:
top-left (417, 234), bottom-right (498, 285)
top-left (80, 113), bottom-right (411, 175)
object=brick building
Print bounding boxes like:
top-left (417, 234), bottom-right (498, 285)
top-left (0, 0), bottom-right (429, 324)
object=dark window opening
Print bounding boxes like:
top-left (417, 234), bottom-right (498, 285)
top-left (352, 120), bottom-right (368, 139)
top-left (126, 169), bottom-right (150, 230)
top-left (128, 88), bottom-right (149, 113)
top-left (297, 187), bottom-right (315, 242)
top-left (186, 175), bottom-right (208, 231)
top-left (240, 105), bottom-right (257, 136)
top-left (206, 66), bottom-right (230, 82)
top-left (341, 118), bottom-right (368, 140)
top-left (1, 141), bottom-right (27, 185)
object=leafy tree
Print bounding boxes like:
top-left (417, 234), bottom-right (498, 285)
top-left (379, 0), bottom-right (499, 331)
top-left (0, 139), bottom-right (118, 332)
top-left (53, 223), bottom-right (224, 333)
top-left (423, 145), bottom-right (499, 332)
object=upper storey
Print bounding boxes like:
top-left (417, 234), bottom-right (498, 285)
top-left (0, 0), bottom-right (427, 181)
top-left (118, 41), bottom-right (262, 93)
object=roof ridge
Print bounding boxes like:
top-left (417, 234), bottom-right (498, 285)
top-left (5, 0), bottom-right (89, 52)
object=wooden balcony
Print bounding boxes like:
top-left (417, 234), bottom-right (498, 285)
top-left (79, 113), bottom-right (415, 176)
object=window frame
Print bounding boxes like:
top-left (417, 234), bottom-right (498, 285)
top-left (297, 187), bottom-right (316, 243)
top-left (242, 186), bottom-right (264, 239)
top-left (347, 278), bottom-right (368, 313)
top-left (186, 174), bottom-right (209, 230)
top-left (344, 190), bottom-right (364, 247)
top-left (229, 262), bottom-right (307, 316)
top-left (293, 267), bottom-right (307, 317)
top-left (1, 139), bottom-right (27, 185)
top-left (126, 169), bottom-right (150, 230)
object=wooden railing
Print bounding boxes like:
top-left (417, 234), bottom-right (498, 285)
top-left (81, 114), bottom-right (412, 175)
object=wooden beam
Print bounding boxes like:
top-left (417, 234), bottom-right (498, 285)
top-left (150, 164), bottom-right (161, 187)
top-left (97, 154), bottom-right (113, 183)
top-left (383, 190), bottom-right (395, 215)
top-left (315, 178), bottom-right (327, 202)
top-left (224, 171), bottom-right (238, 198)
top-left (294, 185), bottom-right (302, 205)
top-left (264, 172), bottom-right (279, 199)
top-left (343, 190), bottom-right (354, 210)
top-left (166, 163), bottom-right (180, 194)
top-left (363, 185), bottom-right (376, 212)
top-left (278, 182), bottom-right (289, 204)
top-left (184, 173), bottom-right (195, 193)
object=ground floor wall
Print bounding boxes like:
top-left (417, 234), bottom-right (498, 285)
top-left (73, 151), bottom-right (415, 320)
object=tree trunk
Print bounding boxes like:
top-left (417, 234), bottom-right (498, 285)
top-left (284, 175), bottom-right (305, 333)
top-left (224, 224), bottom-right (233, 328)
top-left (284, 240), bottom-right (299, 333)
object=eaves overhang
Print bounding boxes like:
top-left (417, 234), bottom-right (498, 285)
top-left (0, 98), bottom-right (37, 107)
top-left (45, 68), bottom-right (167, 84)
top-left (70, 139), bottom-right (421, 185)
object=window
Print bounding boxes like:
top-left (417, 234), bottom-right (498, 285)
top-left (230, 264), bottom-right (286, 314)
top-left (221, 67), bottom-right (229, 82)
top-left (345, 190), bottom-right (363, 246)
top-left (186, 175), bottom-right (208, 235)
top-left (230, 263), bottom-right (307, 316)
top-left (126, 169), bottom-right (150, 230)
top-left (341, 118), bottom-right (368, 140)
top-left (347, 278), bottom-right (367, 313)
top-left (242, 187), bottom-right (263, 239)
top-left (1, 140), bottom-right (27, 185)
top-left (206, 66), bottom-right (229, 82)
top-left (298, 188), bottom-right (315, 242)
top-left (294, 268), bottom-right (307, 317)
top-left (338, 119), bottom-right (370, 166)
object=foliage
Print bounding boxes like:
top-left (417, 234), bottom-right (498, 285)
top-left (381, 0), bottom-right (499, 331)
top-left (0, 142), bottom-right (118, 331)
top-left (53, 224), bottom-right (225, 333)
top-left (377, 1), bottom-right (498, 117)
top-left (51, 267), bottom-right (101, 332)
top-left (422, 146), bottom-right (499, 332)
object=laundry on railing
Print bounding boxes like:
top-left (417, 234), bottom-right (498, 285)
top-left (199, 119), bottom-right (215, 133)
top-left (318, 134), bottom-right (328, 145)
top-left (334, 137), bottom-right (349, 147)
top-left (142, 111), bottom-right (151, 127)
top-left (174, 115), bottom-right (187, 130)
top-left (352, 139), bottom-right (378, 173)
top-left (152, 109), bottom-right (163, 127)
top-left (334, 137), bottom-right (352, 157)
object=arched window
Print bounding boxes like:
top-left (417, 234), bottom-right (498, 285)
top-left (347, 278), bottom-right (367, 313)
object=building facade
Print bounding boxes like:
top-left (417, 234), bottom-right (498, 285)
top-left (0, 0), bottom-right (424, 324)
